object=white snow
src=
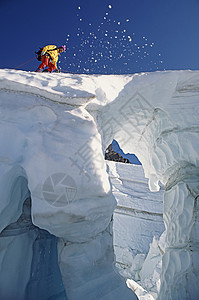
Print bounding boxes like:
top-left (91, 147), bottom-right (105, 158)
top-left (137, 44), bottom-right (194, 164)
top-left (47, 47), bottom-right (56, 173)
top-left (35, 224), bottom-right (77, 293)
top-left (107, 161), bottom-right (165, 299)
top-left (65, 6), bottom-right (162, 74)
top-left (0, 68), bottom-right (199, 299)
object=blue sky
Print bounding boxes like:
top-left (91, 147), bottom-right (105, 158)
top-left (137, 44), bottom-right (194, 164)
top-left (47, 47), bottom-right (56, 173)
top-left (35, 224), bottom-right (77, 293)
top-left (0, 0), bottom-right (199, 74)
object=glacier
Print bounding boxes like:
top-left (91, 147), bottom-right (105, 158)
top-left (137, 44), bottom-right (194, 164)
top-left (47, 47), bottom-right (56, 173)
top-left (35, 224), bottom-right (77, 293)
top-left (0, 68), bottom-right (199, 299)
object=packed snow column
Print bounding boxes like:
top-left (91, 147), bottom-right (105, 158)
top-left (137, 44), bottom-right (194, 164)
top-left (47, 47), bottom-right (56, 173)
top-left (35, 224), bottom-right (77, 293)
top-left (0, 69), bottom-right (136, 300)
top-left (93, 70), bottom-right (199, 299)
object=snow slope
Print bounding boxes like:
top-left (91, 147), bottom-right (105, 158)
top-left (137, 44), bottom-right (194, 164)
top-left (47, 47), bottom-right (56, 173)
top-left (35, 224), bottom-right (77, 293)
top-left (0, 69), bottom-right (199, 299)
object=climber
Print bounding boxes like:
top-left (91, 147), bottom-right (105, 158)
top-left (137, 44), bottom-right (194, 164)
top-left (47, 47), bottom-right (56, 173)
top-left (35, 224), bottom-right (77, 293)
top-left (35, 45), bottom-right (66, 72)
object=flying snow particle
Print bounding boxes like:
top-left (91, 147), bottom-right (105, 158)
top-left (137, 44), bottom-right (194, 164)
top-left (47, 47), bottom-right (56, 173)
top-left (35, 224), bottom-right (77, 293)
top-left (126, 19), bottom-right (130, 22)
top-left (108, 4), bottom-right (112, 9)
top-left (78, 6), bottom-right (81, 10)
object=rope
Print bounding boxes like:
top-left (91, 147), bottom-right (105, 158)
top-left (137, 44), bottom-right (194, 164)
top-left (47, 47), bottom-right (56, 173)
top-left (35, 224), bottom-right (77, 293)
top-left (14, 57), bottom-right (36, 69)
top-left (59, 69), bottom-right (78, 74)
top-left (13, 59), bottom-right (113, 75)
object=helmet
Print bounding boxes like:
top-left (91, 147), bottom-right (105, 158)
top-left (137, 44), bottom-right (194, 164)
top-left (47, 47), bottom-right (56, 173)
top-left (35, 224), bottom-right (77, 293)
top-left (59, 45), bottom-right (66, 52)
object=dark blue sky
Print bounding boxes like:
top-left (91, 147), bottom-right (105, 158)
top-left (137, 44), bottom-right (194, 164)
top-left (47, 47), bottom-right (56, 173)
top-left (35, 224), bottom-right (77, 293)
top-left (1, 0), bottom-right (199, 74)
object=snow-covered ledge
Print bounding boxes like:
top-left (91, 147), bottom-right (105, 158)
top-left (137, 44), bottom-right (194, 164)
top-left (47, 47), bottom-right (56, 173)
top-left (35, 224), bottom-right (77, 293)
top-left (87, 70), bottom-right (199, 299)
top-left (0, 69), bottom-right (199, 299)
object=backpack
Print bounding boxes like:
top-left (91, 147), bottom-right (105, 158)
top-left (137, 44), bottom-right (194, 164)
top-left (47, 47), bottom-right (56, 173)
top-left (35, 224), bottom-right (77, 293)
top-left (35, 48), bottom-right (43, 61)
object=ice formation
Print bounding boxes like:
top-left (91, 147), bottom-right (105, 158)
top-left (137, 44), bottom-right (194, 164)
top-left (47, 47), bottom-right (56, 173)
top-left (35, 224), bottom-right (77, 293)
top-left (0, 68), bottom-right (199, 299)
top-left (107, 161), bottom-right (165, 298)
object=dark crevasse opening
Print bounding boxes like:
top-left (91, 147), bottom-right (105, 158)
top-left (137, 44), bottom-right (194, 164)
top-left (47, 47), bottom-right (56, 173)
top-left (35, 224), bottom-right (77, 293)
top-left (0, 197), bottom-right (67, 300)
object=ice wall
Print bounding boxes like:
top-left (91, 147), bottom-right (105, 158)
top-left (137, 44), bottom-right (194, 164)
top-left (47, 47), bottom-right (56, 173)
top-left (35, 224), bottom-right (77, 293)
top-left (107, 161), bottom-right (165, 298)
top-left (88, 70), bottom-right (199, 300)
top-left (0, 69), bottom-right (136, 300)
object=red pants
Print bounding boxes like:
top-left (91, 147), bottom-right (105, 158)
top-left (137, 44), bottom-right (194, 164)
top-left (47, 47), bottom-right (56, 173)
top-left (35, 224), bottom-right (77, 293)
top-left (38, 55), bottom-right (56, 72)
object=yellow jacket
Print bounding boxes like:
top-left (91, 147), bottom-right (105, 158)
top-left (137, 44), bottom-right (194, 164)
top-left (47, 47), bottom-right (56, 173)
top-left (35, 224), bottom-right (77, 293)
top-left (42, 45), bottom-right (60, 67)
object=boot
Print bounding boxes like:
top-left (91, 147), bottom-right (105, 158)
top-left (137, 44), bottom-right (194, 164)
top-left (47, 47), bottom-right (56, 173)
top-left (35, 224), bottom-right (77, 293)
top-left (35, 68), bottom-right (42, 72)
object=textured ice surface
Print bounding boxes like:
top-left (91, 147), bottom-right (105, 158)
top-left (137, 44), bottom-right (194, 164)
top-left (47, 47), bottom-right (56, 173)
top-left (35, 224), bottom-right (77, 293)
top-left (107, 161), bottom-right (165, 298)
top-left (0, 69), bottom-right (199, 299)
top-left (0, 69), bottom-right (136, 299)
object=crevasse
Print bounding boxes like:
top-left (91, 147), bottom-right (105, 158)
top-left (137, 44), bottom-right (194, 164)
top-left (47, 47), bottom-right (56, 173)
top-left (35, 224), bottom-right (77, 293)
top-left (0, 69), bottom-right (199, 300)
